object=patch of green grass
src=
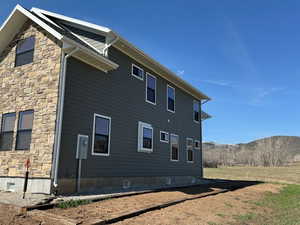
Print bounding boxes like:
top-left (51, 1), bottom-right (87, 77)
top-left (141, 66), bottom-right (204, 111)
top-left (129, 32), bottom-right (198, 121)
top-left (216, 213), bottom-right (226, 218)
top-left (57, 199), bottom-right (92, 209)
top-left (234, 212), bottom-right (256, 221)
top-left (224, 202), bottom-right (233, 208)
top-left (234, 184), bottom-right (300, 225)
top-left (207, 222), bottom-right (218, 225)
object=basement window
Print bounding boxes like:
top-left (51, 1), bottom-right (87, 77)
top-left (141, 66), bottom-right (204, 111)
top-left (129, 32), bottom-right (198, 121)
top-left (146, 73), bottom-right (157, 105)
top-left (170, 134), bottom-right (179, 161)
top-left (92, 114), bottom-right (111, 156)
top-left (167, 85), bottom-right (175, 113)
top-left (138, 122), bottom-right (153, 153)
top-left (193, 100), bottom-right (200, 123)
top-left (15, 36), bottom-right (35, 67)
top-left (160, 131), bottom-right (169, 143)
top-left (16, 110), bottom-right (34, 150)
top-left (0, 113), bottom-right (16, 151)
top-left (131, 64), bottom-right (144, 80)
top-left (186, 138), bottom-right (194, 163)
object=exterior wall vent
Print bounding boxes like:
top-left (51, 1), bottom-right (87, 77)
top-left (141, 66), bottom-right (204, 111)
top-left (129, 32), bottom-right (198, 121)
top-left (191, 177), bottom-right (196, 184)
top-left (123, 180), bottom-right (131, 189)
top-left (166, 177), bottom-right (172, 185)
top-left (6, 182), bottom-right (16, 192)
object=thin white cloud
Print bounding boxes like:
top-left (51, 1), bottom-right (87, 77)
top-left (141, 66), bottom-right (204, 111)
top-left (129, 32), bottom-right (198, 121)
top-left (177, 70), bottom-right (185, 76)
top-left (250, 87), bottom-right (286, 105)
top-left (202, 79), bottom-right (234, 87)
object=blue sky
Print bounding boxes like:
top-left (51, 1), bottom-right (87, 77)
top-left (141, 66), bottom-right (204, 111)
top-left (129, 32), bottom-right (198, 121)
top-left (1, 0), bottom-right (300, 144)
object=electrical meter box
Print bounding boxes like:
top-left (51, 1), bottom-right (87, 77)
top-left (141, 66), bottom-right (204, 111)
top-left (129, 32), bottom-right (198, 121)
top-left (76, 134), bottom-right (89, 159)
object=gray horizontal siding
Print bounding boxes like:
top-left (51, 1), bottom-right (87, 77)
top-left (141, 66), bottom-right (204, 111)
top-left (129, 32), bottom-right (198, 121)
top-left (58, 47), bottom-right (202, 180)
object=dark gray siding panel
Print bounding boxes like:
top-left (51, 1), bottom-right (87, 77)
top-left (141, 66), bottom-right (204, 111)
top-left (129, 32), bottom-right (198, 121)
top-left (58, 47), bottom-right (202, 180)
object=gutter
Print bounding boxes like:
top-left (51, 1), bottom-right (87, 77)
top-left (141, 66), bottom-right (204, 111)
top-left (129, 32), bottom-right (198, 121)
top-left (52, 47), bottom-right (79, 189)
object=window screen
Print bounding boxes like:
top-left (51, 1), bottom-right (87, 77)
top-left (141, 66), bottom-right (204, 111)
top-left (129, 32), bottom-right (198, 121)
top-left (16, 110), bottom-right (34, 150)
top-left (15, 36), bottom-right (35, 67)
top-left (0, 113), bottom-right (16, 150)
top-left (93, 115), bottom-right (111, 155)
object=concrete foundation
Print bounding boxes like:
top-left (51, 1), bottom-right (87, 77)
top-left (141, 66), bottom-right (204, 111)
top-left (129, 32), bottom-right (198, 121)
top-left (0, 177), bottom-right (51, 194)
top-left (58, 176), bottom-right (203, 195)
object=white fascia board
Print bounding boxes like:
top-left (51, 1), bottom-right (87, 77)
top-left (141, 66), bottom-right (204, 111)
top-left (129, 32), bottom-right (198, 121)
top-left (31, 7), bottom-right (111, 34)
top-left (62, 36), bottom-right (119, 69)
top-left (0, 5), bottom-right (63, 54)
top-left (16, 5), bottom-right (63, 40)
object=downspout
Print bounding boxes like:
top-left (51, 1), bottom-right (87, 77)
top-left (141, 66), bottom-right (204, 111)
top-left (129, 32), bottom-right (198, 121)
top-left (53, 47), bottom-right (79, 188)
top-left (102, 35), bottom-right (119, 56)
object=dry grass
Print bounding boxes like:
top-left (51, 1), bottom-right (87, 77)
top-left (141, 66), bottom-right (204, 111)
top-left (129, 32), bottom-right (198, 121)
top-left (204, 163), bottom-right (300, 184)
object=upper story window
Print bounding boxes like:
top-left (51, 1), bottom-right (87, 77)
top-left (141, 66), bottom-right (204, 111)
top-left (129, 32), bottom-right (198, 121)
top-left (194, 140), bottom-right (201, 150)
top-left (131, 64), bottom-right (144, 80)
top-left (186, 138), bottom-right (194, 163)
top-left (146, 73), bottom-right (156, 105)
top-left (15, 36), bottom-right (35, 67)
top-left (160, 131), bottom-right (169, 143)
top-left (138, 122), bottom-right (153, 153)
top-left (193, 100), bottom-right (200, 123)
top-left (0, 113), bottom-right (16, 151)
top-left (92, 114), bottom-right (111, 156)
top-left (167, 85), bottom-right (175, 113)
top-left (170, 134), bottom-right (179, 161)
top-left (16, 110), bottom-right (34, 150)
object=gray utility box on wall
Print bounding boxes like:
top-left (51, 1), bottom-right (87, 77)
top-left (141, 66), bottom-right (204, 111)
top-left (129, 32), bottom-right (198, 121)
top-left (76, 134), bottom-right (89, 160)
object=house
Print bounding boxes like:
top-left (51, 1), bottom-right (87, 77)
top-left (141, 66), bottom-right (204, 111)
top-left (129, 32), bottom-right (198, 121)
top-left (0, 5), bottom-right (211, 194)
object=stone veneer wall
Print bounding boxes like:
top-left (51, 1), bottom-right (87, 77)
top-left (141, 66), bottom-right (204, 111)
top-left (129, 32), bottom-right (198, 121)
top-left (0, 20), bottom-right (62, 178)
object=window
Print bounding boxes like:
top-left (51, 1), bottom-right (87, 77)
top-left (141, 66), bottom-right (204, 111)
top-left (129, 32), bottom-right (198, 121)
top-left (193, 100), bottom-right (200, 123)
top-left (16, 110), bottom-right (34, 150)
top-left (167, 85), bottom-right (175, 113)
top-left (186, 138), bottom-right (194, 162)
top-left (146, 73), bottom-right (156, 105)
top-left (131, 64), bottom-right (144, 80)
top-left (0, 113), bottom-right (16, 151)
top-left (15, 36), bottom-right (35, 67)
top-left (138, 122), bottom-right (153, 152)
top-left (92, 114), bottom-right (111, 156)
top-left (170, 134), bottom-right (179, 161)
top-left (160, 131), bottom-right (169, 143)
top-left (194, 140), bottom-right (201, 150)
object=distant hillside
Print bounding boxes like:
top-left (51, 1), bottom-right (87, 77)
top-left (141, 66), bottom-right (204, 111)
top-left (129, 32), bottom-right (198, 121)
top-left (203, 136), bottom-right (300, 167)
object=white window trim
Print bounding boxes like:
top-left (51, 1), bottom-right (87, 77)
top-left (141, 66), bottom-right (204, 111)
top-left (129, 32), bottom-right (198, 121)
top-left (186, 137), bottom-right (194, 163)
top-left (170, 133), bottom-right (179, 162)
top-left (167, 85), bottom-right (176, 113)
top-left (160, 131), bottom-right (169, 143)
top-left (194, 140), bottom-right (201, 150)
top-left (91, 113), bottom-right (111, 156)
top-left (131, 63), bottom-right (144, 81)
top-left (193, 100), bottom-right (200, 124)
top-left (138, 121), bottom-right (153, 153)
top-left (145, 72), bottom-right (157, 105)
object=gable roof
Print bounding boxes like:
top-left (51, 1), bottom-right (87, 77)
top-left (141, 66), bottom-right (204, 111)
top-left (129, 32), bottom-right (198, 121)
top-left (0, 5), bottom-right (118, 72)
top-left (30, 7), bottom-right (211, 101)
top-left (0, 5), bottom-right (210, 101)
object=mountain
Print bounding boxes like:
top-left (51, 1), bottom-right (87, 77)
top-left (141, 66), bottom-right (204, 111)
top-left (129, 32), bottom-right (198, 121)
top-left (203, 136), bottom-right (300, 167)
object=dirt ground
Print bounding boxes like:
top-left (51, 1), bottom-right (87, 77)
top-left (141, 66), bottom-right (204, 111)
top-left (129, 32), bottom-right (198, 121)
top-left (0, 182), bottom-right (282, 225)
top-left (116, 183), bottom-right (281, 225)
